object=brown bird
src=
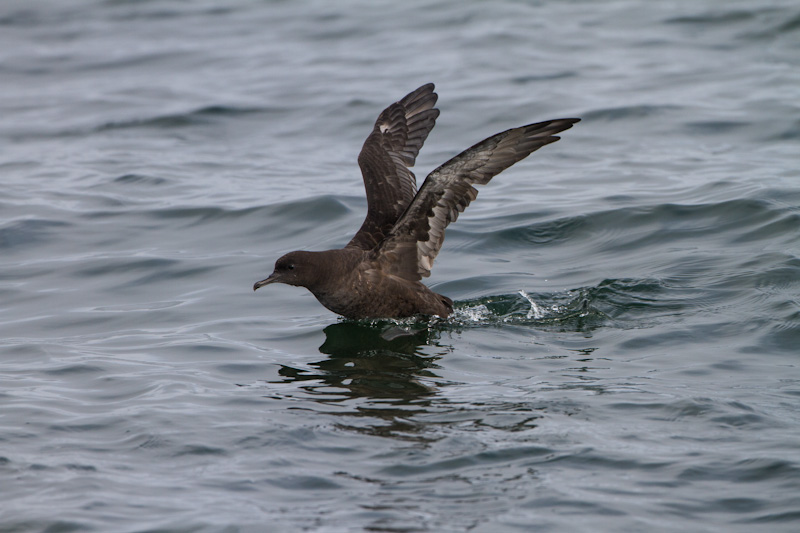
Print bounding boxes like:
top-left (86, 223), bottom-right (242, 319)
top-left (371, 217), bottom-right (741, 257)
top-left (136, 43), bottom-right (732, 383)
top-left (254, 83), bottom-right (579, 319)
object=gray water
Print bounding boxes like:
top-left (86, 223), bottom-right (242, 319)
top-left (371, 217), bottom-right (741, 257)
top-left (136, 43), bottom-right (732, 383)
top-left (2, 1), bottom-right (799, 532)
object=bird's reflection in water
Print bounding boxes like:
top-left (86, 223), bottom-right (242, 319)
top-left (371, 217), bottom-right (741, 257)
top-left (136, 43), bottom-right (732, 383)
top-left (279, 321), bottom-right (446, 400)
top-left (274, 321), bottom-right (450, 437)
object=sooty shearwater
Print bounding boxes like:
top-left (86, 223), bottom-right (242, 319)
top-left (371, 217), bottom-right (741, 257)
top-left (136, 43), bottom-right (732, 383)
top-left (254, 83), bottom-right (579, 319)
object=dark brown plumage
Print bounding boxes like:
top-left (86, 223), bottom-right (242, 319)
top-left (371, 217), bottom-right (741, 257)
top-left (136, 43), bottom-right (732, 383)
top-left (254, 83), bottom-right (579, 319)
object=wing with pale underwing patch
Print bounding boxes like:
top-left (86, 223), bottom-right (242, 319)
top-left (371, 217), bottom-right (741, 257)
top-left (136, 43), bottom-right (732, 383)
top-left (373, 118), bottom-right (580, 280)
top-left (347, 83), bottom-right (440, 250)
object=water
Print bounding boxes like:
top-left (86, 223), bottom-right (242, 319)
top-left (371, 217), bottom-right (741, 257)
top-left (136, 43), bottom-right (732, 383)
top-left (1, 0), bottom-right (799, 531)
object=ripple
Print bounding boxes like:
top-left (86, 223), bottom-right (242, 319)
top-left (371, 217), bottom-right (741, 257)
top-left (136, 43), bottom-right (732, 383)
top-left (111, 173), bottom-right (169, 186)
top-left (94, 105), bottom-right (273, 132)
top-left (0, 218), bottom-right (71, 251)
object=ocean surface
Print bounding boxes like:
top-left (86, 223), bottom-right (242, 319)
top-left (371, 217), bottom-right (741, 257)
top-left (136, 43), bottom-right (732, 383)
top-left (1, 1), bottom-right (799, 531)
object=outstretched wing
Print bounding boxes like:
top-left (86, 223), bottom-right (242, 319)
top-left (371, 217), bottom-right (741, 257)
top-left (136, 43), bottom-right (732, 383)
top-left (373, 118), bottom-right (580, 280)
top-left (347, 83), bottom-right (440, 250)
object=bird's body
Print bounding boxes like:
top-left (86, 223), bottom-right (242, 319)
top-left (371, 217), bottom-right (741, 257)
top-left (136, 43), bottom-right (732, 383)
top-left (264, 248), bottom-right (453, 319)
top-left (254, 83), bottom-right (579, 319)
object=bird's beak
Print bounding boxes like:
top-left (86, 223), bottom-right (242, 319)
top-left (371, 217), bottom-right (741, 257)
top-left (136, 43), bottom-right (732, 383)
top-left (253, 274), bottom-right (278, 291)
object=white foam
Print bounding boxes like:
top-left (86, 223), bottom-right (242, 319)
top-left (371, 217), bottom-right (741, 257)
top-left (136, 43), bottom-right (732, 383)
top-left (453, 304), bottom-right (492, 323)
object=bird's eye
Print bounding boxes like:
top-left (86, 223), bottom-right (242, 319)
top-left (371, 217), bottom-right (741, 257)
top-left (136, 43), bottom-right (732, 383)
top-left (287, 264), bottom-right (294, 270)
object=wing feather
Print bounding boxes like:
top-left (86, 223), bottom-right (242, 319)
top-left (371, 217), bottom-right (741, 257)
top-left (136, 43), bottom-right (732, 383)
top-left (347, 84), bottom-right (440, 250)
top-left (374, 118), bottom-right (580, 280)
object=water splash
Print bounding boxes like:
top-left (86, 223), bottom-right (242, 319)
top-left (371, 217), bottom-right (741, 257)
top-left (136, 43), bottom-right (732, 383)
top-left (451, 304), bottom-right (492, 323)
top-left (445, 285), bottom-right (610, 330)
top-left (344, 285), bottom-right (610, 330)
top-left (518, 290), bottom-right (544, 319)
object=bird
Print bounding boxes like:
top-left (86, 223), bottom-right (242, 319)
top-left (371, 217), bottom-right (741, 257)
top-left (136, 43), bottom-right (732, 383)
top-left (254, 83), bottom-right (579, 319)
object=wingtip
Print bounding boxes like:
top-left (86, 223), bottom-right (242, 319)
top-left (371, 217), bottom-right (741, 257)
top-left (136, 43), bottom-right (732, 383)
top-left (406, 82), bottom-right (436, 98)
top-left (554, 117), bottom-right (581, 126)
top-left (527, 117), bottom-right (582, 135)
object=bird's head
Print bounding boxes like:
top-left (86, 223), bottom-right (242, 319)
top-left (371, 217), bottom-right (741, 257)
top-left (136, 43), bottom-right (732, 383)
top-left (253, 250), bottom-right (323, 291)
